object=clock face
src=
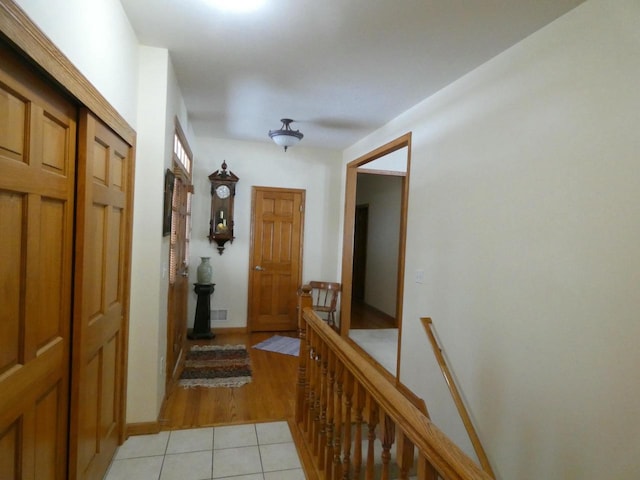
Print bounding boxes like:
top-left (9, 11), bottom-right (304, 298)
top-left (215, 184), bottom-right (231, 199)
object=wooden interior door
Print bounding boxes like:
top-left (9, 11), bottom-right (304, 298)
top-left (248, 187), bottom-right (305, 331)
top-left (167, 172), bottom-right (191, 386)
top-left (0, 41), bottom-right (77, 479)
top-left (69, 109), bottom-right (133, 480)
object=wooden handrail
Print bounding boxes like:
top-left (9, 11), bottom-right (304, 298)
top-left (421, 317), bottom-right (495, 479)
top-left (296, 286), bottom-right (492, 480)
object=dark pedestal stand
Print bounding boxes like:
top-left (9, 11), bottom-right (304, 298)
top-left (188, 283), bottom-right (215, 339)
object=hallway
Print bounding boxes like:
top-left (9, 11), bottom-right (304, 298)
top-left (106, 332), bottom-right (305, 479)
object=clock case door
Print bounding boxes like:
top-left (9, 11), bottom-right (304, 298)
top-left (208, 163), bottom-right (239, 254)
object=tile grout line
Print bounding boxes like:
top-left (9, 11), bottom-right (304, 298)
top-left (157, 430), bottom-right (171, 480)
top-left (211, 427), bottom-right (215, 480)
top-left (255, 424), bottom-right (266, 479)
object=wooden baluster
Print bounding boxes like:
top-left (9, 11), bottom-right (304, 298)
top-left (353, 383), bottom-right (365, 479)
top-left (318, 342), bottom-right (329, 463)
top-left (323, 343), bottom-right (330, 456)
top-left (304, 328), bottom-right (314, 437)
top-left (396, 431), bottom-right (415, 480)
top-left (324, 350), bottom-right (336, 477)
top-left (332, 362), bottom-right (344, 480)
top-left (303, 328), bottom-right (312, 434)
top-left (342, 371), bottom-right (354, 479)
top-left (380, 413), bottom-right (395, 480)
top-left (417, 454), bottom-right (438, 480)
top-left (365, 396), bottom-right (379, 480)
top-left (312, 340), bottom-right (326, 454)
top-left (314, 336), bottom-right (324, 449)
top-left (308, 330), bottom-right (320, 445)
top-left (296, 285), bottom-right (312, 424)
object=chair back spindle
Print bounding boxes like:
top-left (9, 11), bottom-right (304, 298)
top-left (309, 281), bottom-right (341, 327)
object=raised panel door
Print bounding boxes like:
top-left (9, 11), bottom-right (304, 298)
top-left (0, 41), bottom-right (76, 480)
top-left (69, 110), bottom-right (133, 480)
top-left (248, 187), bottom-right (304, 331)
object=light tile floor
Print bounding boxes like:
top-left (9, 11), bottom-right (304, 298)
top-left (104, 421), bottom-right (306, 480)
top-left (349, 328), bottom-right (398, 374)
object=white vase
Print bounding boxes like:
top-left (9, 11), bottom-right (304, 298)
top-left (196, 257), bottom-right (213, 284)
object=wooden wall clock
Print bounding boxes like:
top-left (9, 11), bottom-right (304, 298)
top-left (208, 161), bottom-right (239, 254)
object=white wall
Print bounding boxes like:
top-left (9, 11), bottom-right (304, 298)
top-left (126, 46), bottom-right (168, 422)
top-left (343, 1), bottom-right (640, 478)
top-left (127, 47), bottom-right (191, 423)
top-left (14, 0), bottom-right (139, 127)
top-left (188, 138), bottom-right (343, 328)
top-left (362, 147), bottom-right (408, 173)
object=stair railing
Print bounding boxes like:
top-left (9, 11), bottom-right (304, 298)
top-left (296, 285), bottom-right (492, 480)
top-left (421, 317), bottom-right (495, 478)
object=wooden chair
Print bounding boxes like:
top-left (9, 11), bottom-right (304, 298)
top-left (309, 281), bottom-right (341, 327)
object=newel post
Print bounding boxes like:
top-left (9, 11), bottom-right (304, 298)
top-left (296, 285), bottom-right (313, 423)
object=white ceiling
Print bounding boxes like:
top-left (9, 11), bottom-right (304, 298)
top-left (120, 0), bottom-right (585, 150)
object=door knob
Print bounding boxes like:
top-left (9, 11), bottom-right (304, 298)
top-left (254, 266), bottom-right (264, 271)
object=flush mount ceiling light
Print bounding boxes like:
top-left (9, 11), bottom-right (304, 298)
top-left (204, 0), bottom-right (265, 13)
top-left (268, 119), bottom-right (304, 152)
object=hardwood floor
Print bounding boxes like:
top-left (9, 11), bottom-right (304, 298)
top-left (159, 331), bottom-right (300, 430)
top-left (159, 307), bottom-right (393, 432)
top-left (158, 330), bottom-right (319, 479)
top-left (350, 299), bottom-right (397, 329)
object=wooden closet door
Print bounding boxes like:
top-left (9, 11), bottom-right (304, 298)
top-left (0, 42), bottom-right (77, 479)
top-left (69, 110), bottom-right (134, 479)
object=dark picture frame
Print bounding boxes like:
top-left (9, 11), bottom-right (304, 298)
top-left (162, 168), bottom-right (175, 236)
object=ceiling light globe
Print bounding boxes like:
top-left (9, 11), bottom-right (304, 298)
top-left (268, 118), bottom-right (304, 152)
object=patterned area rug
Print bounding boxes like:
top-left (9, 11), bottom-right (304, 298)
top-left (179, 344), bottom-right (252, 388)
top-left (252, 335), bottom-right (300, 356)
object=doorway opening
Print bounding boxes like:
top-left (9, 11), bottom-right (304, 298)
top-left (340, 133), bottom-right (411, 378)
